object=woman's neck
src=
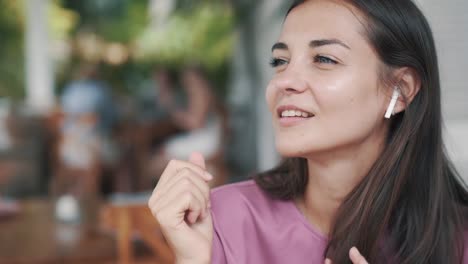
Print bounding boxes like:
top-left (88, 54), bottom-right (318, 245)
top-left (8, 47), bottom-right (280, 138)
top-left (297, 136), bottom-right (386, 236)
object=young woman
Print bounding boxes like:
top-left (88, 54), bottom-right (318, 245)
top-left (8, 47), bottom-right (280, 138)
top-left (148, 0), bottom-right (468, 263)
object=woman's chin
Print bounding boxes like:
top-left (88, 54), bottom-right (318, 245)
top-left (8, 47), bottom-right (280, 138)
top-left (275, 141), bottom-right (312, 158)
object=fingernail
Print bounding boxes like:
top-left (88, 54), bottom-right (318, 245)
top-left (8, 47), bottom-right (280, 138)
top-left (205, 172), bottom-right (213, 181)
top-left (324, 258), bottom-right (332, 264)
top-left (350, 247), bottom-right (359, 257)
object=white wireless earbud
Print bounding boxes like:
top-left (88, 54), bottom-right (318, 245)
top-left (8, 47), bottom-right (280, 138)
top-left (385, 87), bottom-right (400, 119)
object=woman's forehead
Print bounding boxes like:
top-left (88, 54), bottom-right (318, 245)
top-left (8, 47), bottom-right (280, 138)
top-left (280, 0), bottom-right (367, 46)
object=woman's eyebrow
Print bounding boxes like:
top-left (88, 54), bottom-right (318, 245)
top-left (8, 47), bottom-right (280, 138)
top-left (309, 39), bottom-right (351, 50)
top-left (271, 39), bottom-right (351, 52)
top-left (271, 42), bottom-right (288, 52)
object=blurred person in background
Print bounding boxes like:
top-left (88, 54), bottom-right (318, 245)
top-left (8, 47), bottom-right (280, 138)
top-left (148, 65), bottom-right (227, 188)
top-left (50, 64), bottom-right (117, 227)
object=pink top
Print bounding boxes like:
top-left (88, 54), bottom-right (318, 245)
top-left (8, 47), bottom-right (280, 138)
top-left (210, 180), bottom-right (468, 263)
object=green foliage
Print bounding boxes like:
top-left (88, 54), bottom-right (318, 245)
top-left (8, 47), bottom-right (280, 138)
top-left (0, 0), bottom-right (79, 99)
top-left (97, 1), bottom-right (149, 43)
top-left (48, 0), bottom-right (79, 40)
top-left (134, 3), bottom-right (235, 72)
top-left (55, 0), bottom-right (151, 95)
top-left (0, 1), bottom-right (25, 99)
top-left (58, 0), bottom-right (235, 98)
top-left (0, 0), bottom-right (236, 99)
top-left (62, 0), bottom-right (149, 44)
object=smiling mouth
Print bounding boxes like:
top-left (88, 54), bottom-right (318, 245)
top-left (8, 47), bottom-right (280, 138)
top-left (279, 109), bottom-right (313, 118)
top-left (276, 105), bottom-right (315, 119)
top-left (276, 106), bottom-right (315, 127)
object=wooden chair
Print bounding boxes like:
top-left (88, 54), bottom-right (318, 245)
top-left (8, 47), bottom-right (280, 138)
top-left (100, 203), bottom-right (175, 264)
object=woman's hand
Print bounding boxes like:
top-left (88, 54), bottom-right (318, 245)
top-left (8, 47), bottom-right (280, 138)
top-left (325, 247), bottom-right (369, 264)
top-left (148, 152), bottom-right (213, 264)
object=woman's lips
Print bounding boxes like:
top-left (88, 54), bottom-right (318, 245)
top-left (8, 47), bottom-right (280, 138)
top-left (278, 116), bottom-right (314, 127)
top-left (277, 106), bottom-right (313, 117)
top-left (276, 105), bottom-right (315, 127)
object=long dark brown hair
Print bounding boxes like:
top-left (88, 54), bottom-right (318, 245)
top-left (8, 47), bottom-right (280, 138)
top-left (255, 0), bottom-right (468, 263)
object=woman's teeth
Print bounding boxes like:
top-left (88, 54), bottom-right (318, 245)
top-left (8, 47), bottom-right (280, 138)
top-left (281, 110), bottom-right (311, 118)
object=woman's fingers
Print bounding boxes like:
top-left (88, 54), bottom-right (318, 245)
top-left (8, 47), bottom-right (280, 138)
top-left (188, 152), bottom-right (206, 169)
top-left (152, 176), bottom-right (209, 223)
top-left (147, 153), bottom-right (214, 263)
top-left (148, 155), bottom-right (212, 227)
top-left (349, 247), bottom-right (368, 264)
top-left (325, 248), bottom-right (368, 264)
top-left (154, 185), bottom-right (206, 228)
top-left (149, 159), bottom-right (211, 206)
top-left (158, 159), bottom-right (213, 187)
top-left (155, 167), bottom-right (210, 205)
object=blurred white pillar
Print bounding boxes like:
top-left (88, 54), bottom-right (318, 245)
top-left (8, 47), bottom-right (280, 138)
top-left (25, 0), bottom-right (54, 114)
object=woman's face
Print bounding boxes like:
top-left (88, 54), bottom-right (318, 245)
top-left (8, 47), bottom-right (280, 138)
top-left (266, 0), bottom-right (391, 158)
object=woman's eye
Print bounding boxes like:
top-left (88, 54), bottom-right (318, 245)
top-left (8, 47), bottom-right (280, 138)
top-left (314, 55), bottom-right (338, 64)
top-left (269, 58), bottom-right (288, 68)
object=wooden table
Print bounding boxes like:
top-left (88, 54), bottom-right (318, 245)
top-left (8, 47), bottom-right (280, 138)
top-left (0, 199), bottom-right (168, 263)
top-left (101, 202), bottom-right (174, 264)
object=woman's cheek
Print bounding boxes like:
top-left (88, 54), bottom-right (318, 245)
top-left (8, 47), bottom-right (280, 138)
top-left (265, 83), bottom-right (276, 113)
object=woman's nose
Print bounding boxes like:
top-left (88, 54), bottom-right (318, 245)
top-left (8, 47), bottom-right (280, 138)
top-left (271, 72), bottom-right (309, 95)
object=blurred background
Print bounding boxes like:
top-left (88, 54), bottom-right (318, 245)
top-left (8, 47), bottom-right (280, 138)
top-left (0, 0), bottom-right (466, 263)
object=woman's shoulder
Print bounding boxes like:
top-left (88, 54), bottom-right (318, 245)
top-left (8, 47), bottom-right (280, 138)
top-left (210, 180), bottom-right (267, 208)
top-left (210, 180), bottom-right (292, 227)
top-left (209, 179), bottom-right (287, 222)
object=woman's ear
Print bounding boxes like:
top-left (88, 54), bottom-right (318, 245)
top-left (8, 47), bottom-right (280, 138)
top-left (391, 67), bottom-right (421, 115)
